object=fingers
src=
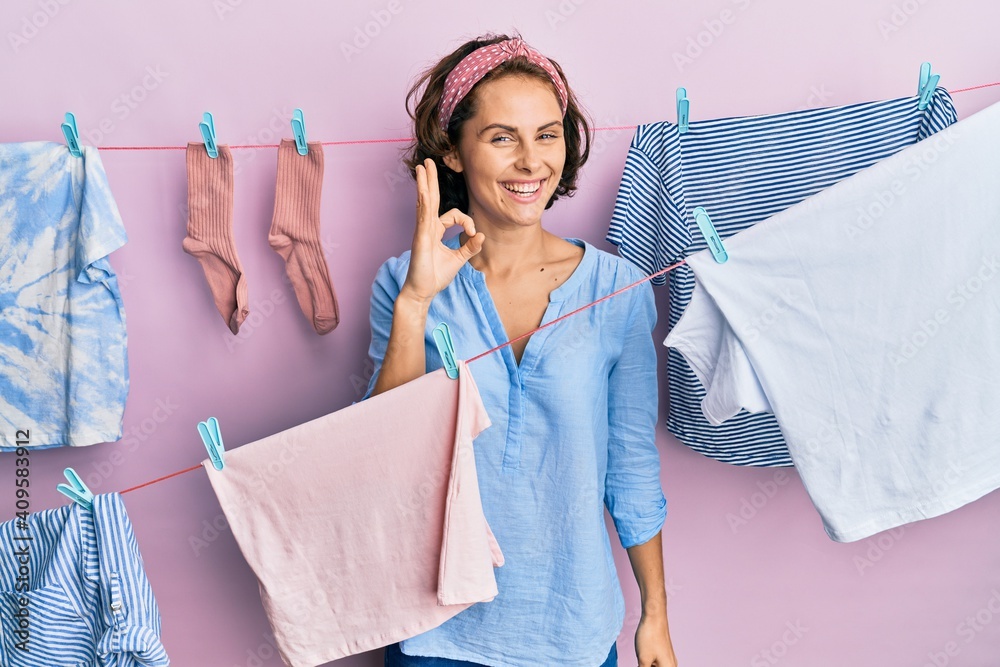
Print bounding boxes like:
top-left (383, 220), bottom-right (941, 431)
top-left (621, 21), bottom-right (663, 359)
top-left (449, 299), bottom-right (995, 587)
top-left (456, 232), bottom-right (485, 261)
top-left (415, 159), bottom-right (443, 236)
top-left (414, 161), bottom-right (429, 229)
top-left (425, 158), bottom-right (441, 219)
top-left (439, 208), bottom-right (477, 238)
top-left (439, 207), bottom-right (483, 261)
top-left (436, 207), bottom-right (483, 261)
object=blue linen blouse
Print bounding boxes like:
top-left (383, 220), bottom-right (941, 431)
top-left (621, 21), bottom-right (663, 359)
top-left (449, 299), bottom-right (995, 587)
top-left (363, 234), bottom-right (667, 667)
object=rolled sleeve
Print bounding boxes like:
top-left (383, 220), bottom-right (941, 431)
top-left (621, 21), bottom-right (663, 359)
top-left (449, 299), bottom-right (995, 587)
top-left (603, 280), bottom-right (667, 548)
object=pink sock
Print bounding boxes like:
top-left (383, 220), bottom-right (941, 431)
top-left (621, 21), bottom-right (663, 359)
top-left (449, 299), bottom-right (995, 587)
top-left (182, 143), bottom-right (250, 335)
top-left (269, 139), bottom-right (339, 335)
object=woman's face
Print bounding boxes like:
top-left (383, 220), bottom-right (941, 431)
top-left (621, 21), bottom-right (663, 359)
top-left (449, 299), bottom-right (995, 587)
top-left (444, 74), bottom-right (566, 230)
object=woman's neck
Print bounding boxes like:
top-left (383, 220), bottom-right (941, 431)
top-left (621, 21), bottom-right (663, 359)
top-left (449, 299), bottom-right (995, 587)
top-left (461, 222), bottom-right (555, 277)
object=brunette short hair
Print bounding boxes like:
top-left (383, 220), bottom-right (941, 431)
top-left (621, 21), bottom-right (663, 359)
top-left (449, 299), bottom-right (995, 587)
top-left (404, 33), bottom-right (593, 215)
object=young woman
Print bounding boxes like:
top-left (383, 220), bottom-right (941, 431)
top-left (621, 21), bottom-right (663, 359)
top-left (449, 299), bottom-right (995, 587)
top-left (365, 34), bottom-right (679, 667)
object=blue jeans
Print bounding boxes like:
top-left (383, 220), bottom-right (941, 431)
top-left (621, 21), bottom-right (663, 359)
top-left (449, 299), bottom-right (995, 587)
top-left (384, 640), bottom-right (617, 666)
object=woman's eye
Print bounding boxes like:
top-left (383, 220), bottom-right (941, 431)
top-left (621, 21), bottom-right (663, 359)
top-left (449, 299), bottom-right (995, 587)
top-left (491, 135), bottom-right (513, 143)
top-left (539, 132), bottom-right (559, 140)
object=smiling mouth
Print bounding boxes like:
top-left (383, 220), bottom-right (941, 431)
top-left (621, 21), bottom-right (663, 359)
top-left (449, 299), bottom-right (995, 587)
top-left (500, 178), bottom-right (545, 198)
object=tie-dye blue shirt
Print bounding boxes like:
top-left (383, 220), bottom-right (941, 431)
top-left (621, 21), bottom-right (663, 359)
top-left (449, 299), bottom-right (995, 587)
top-left (1, 142), bottom-right (129, 449)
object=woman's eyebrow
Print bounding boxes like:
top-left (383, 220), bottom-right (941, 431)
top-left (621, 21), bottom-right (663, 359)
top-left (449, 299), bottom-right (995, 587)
top-left (477, 120), bottom-right (564, 135)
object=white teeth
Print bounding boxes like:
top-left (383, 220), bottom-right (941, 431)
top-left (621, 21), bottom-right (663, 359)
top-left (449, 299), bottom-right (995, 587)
top-left (502, 181), bottom-right (541, 195)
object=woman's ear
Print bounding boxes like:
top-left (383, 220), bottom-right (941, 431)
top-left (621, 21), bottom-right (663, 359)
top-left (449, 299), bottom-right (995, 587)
top-left (442, 148), bottom-right (463, 173)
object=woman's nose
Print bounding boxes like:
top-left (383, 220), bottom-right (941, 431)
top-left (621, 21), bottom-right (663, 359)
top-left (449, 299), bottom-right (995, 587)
top-left (515, 142), bottom-right (542, 172)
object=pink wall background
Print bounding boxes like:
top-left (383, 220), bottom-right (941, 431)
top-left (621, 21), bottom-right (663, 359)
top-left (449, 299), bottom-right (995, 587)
top-left (3, 1), bottom-right (1000, 665)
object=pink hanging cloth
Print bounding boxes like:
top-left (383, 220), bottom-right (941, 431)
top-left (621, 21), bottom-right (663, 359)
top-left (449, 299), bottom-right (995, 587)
top-left (203, 360), bottom-right (503, 667)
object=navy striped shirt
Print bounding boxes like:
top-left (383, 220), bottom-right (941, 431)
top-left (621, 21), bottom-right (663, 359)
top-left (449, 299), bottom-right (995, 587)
top-left (0, 493), bottom-right (168, 666)
top-left (608, 89), bottom-right (958, 467)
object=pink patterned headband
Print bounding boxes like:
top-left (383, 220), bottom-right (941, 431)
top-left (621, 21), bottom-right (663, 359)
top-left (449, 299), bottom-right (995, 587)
top-left (438, 38), bottom-right (569, 132)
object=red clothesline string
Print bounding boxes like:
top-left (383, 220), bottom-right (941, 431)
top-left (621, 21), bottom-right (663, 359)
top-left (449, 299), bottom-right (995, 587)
top-left (105, 78), bottom-right (1000, 497)
top-left (465, 260), bottom-right (686, 363)
top-left (94, 80), bottom-right (1000, 152)
top-left (951, 80), bottom-right (1000, 94)
top-left (119, 464), bottom-right (202, 494)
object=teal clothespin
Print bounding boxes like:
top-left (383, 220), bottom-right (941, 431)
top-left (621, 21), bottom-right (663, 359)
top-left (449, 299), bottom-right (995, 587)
top-left (917, 62), bottom-right (940, 111)
top-left (692, 206), bottom-right (729, 264)
top-left (291, 108), bottom-right (308, 156)
top-left (676, 88), bottom-right (690, 134)
top-left (197, 416), bottom-right (226, 471)
top-left (199, 112), bottom-right (219, 158)
top-left (61, 112), bottom-right (82, 158)
top-left (57, 468), bottom-right (94, 510)
top-left (433, 322), bottom-right (460, 380)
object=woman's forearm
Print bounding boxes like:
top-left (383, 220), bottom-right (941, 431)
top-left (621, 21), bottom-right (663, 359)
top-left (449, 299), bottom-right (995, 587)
top-left (626, 531), bottom-right (669, 617)
top-left (371, 289), bottom-right (431, 396)
top-left (628, 531), bottom-right (679, 665)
